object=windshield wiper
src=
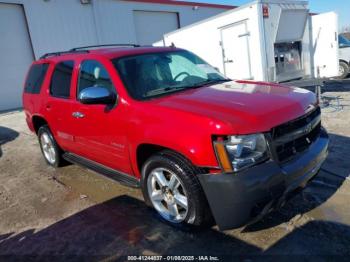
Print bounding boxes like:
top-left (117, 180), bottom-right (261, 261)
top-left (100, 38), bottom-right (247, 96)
top-left (144, 79), bottom-right (231, 98)
top-left (145, 86), bottom-right (185, 97)
top-left (186, 79), bottom-right (231, 89)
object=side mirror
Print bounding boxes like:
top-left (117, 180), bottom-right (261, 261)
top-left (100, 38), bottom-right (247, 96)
top-left (78, 86), bottom-right (116, 105)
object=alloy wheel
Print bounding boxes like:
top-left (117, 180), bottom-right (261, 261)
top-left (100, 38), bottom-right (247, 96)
top-left (40, 132), bottom-right (56, 164)
top-left (147, 167), bottom-right (188, 223)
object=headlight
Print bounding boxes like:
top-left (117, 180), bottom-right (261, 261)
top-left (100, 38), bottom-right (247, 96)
top-left (213, 134), bottom-right (269, 172)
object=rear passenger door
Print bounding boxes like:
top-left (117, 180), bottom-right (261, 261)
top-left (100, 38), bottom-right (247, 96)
top-left (69, 59), bottom-right (131, 174)
top-left (45, 60), bottom-right (77, 151)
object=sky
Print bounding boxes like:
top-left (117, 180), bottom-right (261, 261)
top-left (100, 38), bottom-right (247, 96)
top-left (185, 0), bottom-right (349, 30)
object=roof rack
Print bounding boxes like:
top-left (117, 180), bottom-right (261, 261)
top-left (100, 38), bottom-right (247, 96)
top-left (69, 43), bottom-right (140, 51)
top-left (39, 44), bottom-right (141, 59)
top-left (40, 50), bottom-right (89, 60)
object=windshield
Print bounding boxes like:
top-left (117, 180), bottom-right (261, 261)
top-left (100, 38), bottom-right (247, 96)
top-left (112, 50), bottom-right (229, 100)
top-left (339, 35), bottom-right (350, 48)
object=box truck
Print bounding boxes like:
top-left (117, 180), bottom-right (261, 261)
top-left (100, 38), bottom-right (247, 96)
top-left (156, 0), bottom-right (339, 83)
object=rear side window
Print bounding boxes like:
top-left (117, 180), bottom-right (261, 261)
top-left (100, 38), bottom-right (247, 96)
top-left (50, 61), bottom-right (74, 98)
top-left (24, 63), bottom-right (49, 94)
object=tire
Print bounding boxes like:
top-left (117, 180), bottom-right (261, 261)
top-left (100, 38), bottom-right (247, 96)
top-left (338, 61), bottom-right (349, 79)
top-left (38, 125), bottom-right (64, 167)
top-left (141, 150), bottom-right (213, 228)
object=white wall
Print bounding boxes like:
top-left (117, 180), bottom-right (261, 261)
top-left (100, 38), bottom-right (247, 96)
top-left (94, 0), bottom-right (227, 45)
top-left (133, 10), bottom-right (179, 45)
top-left (0, 3), bottom-right (34, 111)
top-left (0, 0), bottom-right (229, 59)
top-left (0, 0), bottom-right (229, 110)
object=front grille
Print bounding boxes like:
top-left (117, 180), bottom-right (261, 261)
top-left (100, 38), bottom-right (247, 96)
top-left (271, 107), bottom-right (321, 163)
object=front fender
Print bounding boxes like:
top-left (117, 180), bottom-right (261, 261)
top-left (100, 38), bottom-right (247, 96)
top-left (125, 102), bottom-right (236, 178)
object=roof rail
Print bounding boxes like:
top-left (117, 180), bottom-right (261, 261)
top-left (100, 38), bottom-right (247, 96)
top-left (40, 44), bottom-right (141, 60)
top-left (69, 43), bottom-right (140, 51)
top-left (40, 50), bottom-right (89, 60)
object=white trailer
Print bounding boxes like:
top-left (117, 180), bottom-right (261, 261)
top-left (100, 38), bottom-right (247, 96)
top-left (156, 0), bottom-right (338, 83)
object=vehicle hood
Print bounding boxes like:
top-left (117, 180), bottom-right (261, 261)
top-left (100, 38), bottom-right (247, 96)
top-left (150, 80), bottom-right (317, 134)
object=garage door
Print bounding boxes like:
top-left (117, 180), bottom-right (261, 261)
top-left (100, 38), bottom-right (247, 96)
top-left (133, 11), bottom-right (179, 45)
top-left (0, 4), bottom-right (34, 111)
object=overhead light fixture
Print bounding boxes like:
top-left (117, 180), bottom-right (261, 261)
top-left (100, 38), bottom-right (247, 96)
top-left (80, 0), bottom-right (91, 4)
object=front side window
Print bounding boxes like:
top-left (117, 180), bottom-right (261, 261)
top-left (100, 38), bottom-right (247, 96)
top-left (112, 50), bottom-right (228, 100)
top-left (24, 63), bottom-right (49, 94)
top-left (50, 61), bottom-right (74, 98)
top-left (78, 60), bottom-right (114, 95)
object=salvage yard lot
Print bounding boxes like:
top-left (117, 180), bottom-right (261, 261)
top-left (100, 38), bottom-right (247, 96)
top-left (0, 83), bottom-right (350, 259)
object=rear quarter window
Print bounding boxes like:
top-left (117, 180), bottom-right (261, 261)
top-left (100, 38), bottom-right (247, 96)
top-left (24, 63), bottom-right (49, 94)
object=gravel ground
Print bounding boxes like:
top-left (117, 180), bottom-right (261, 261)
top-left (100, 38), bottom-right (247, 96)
top-left (0, 83), bottom-right (350, 260)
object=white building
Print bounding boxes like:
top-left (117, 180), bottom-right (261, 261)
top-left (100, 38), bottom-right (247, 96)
top-left (0, 0), bottom-right (232, 111)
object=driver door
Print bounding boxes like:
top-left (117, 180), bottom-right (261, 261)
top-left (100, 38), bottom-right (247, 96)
top-left (70, 59), bottom-right (132, 174)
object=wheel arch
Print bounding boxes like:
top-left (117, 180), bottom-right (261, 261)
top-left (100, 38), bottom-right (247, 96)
top-left (135, 143), bottom-right (204, 178)
top-left (32, 115), bottom-right (48, 134)
top-left (340, 59), bottom-right (349, 65)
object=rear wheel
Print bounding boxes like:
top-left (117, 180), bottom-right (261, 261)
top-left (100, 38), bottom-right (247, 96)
top-left (141, 150), bottom-right (213, 228)
top-left (38, 125), bottom-right (64, 167)
top-left (338, 61), bottom-right (349, 79)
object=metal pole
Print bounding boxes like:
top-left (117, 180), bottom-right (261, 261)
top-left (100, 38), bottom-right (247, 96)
top-left (315, 66), bottom-right (322, 105)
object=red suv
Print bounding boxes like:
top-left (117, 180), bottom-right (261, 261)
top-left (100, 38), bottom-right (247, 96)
top-left (23, 45), bottom-right (329, 230)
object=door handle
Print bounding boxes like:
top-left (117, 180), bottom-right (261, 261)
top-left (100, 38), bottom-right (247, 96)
top-left (72, 112), bottom-right (85, 118)
top-left (224, 59), bottom-right (234, 63)
top-left (238, 32), bottom-right (250, 38)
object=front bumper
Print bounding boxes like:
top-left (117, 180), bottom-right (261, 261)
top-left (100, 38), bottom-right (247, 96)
top-left (198, 129), bottom-right (329, 230)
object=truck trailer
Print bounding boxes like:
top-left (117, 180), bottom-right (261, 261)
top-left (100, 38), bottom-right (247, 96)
top-left (156, 0), bottom-right (339, 83)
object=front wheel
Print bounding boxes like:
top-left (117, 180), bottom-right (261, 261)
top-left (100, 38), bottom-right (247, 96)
top-left (338, 61), bottom-right (349, 79)
top-left (141, 150), bottom-right (213, 228)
